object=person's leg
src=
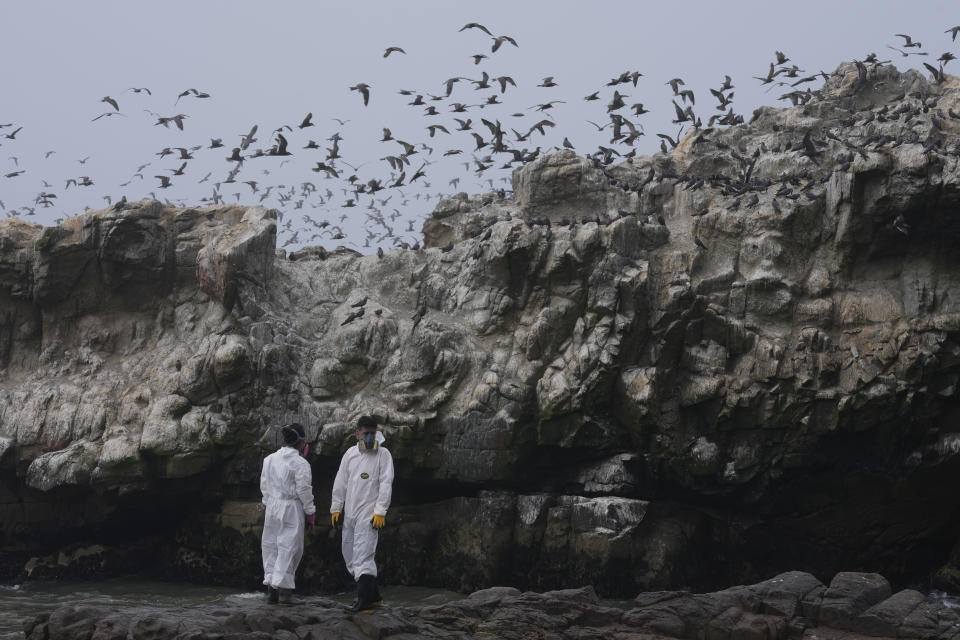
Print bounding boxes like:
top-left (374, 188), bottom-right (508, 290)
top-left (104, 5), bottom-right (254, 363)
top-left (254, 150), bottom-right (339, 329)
top-left (261, 508), bottom-right (280, 597)
top-left (276, 504), bottom-right (306, 605)
top-left (352, 521), bottom-right (378, 579)
top-left (272, 503), bottom-right (304, 590)
top-left (341, 517), bottom-right (362, 609)
top-left (352, 524), bottom-right (380, 609)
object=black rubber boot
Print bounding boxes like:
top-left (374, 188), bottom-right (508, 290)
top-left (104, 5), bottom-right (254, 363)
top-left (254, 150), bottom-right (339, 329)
top-left (345, 575), bottom-right (377, 612)
top-left (343, 578), bottom-right (363, 612)
top-left (372, 578), bottom-right (383, 606)
top-left (278, 589), bottom-right (305, 605)
top-left (267, 586), bottom-right (279, 604)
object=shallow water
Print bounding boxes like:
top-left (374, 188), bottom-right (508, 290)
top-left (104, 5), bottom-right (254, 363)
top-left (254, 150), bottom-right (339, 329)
top-left (0, 578), bottom-right (465, 639)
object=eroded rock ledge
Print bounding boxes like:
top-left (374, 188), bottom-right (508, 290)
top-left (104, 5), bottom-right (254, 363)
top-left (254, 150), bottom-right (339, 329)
top-left (25, 572), bottom-right (960, 640)
top-left (4, 61), bottom-right (960, 594)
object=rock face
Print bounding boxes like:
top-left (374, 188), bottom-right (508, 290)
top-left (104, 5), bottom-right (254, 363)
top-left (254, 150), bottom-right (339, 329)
top-left (4, 61), bottom-right (960, 594)
top-left (25, 572), bottom-right (960, 640)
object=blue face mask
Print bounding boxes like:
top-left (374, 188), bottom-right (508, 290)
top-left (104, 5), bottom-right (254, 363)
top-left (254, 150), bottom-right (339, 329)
top-left (359, 432), bottom-right (377, 451)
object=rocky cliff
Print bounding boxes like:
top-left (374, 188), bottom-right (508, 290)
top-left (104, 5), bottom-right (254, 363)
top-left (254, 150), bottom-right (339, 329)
top-left (3, 61), bottom-right (960, 596)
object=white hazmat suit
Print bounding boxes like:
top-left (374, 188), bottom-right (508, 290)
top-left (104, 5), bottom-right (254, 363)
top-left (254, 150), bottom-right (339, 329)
top-left (330, 431), bottom-right (394, 580)
top-left (260, 446), bottom-right (316, 590)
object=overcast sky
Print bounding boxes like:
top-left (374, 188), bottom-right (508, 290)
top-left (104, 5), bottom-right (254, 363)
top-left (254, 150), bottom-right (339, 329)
top-left (0, 1), bottom-right (954, 252)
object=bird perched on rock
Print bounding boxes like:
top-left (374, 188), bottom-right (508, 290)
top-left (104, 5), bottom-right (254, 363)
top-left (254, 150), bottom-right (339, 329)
top-left (411, 305), bottom-right (426, 327)
top-left (341, 307), bottom-right (365, 326)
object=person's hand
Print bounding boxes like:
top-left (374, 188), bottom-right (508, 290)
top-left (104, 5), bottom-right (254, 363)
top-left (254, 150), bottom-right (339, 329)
top-left (370, 514), bottom-right (386, 530)
top-left (331, 511), bottom-right (341, 527)
top-left (306, 513), bottom-right (316, 532)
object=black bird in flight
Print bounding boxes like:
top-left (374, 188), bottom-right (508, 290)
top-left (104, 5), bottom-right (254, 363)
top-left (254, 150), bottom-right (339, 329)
top-left (894, 34), bottom-right (921, 48)
top-left (887, 44), bottom-right (927, 57)
top-left (924, 62), bottom-right (946, 84)
top-left (753, 63), bottom-right (777, 84)
top-left (384, 46), bottom-right (406, 57)
top-left (92, 112), bottom-right (126, 122)
top-left (239, 124), bottom-right (258, 150)
top-left (298, 113), bottom-right (314, 129)
top-left (459, 22), bottom-right (491, 35)
top-left (269, 133), bottom-right (292, 156)
top-left (491, 35), bottom-right (518, 52)
top-left (947, 26), bottom-right (960, 42)
top-left (176, 88), bottom-right (211, 103)
top-left (101, 96), bottom-right (119, 111)
top-left (154, 114), bottom-right (188, 130)
top-left (350, 83), bottom-right (371, 106)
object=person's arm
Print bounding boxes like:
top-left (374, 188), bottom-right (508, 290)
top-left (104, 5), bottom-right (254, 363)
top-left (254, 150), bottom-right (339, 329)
top-left (373, 449), bottom-right (394, 517)
top-left (295, 458), bottom-right (316, 516)
top-left (260, 456), bottom-right (270, 505)
top-left (330, 450), bottom-right (351, 514)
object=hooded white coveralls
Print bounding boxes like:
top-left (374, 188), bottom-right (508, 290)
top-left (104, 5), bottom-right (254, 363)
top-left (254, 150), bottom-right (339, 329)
top-left (260, 446), bottom-right (316, 590)
top-left (330, 432), bottom-right (394, 580)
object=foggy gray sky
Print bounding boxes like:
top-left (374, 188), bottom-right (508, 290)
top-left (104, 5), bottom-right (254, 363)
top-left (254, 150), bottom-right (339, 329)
top-left (0, 1), bottom-right (955, 252)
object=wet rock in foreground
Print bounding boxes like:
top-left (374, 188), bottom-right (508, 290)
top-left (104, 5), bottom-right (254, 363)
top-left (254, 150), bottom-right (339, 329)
top-left (25, 572), bottom-right (960, 640)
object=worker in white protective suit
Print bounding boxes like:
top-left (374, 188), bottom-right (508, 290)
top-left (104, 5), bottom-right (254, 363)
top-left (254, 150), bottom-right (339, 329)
top-left (260, 422), bottom-right (316, 605)
top-left (330, 415), bottom-right (394, 612)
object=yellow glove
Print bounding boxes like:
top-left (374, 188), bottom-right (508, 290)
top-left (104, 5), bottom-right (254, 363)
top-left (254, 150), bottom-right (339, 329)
top-left (370, 514), bottom-right (386, 529)
top-left (331, 511), bottom-right (340, 527)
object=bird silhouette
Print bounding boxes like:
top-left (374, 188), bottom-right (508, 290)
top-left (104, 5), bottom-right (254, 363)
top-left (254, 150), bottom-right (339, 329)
top-left (350, 83), bottom-right (371, 106)
top-left (491, 35), bottom-right (519, 52)
top-left (459, 22), bottom-right (492, 35)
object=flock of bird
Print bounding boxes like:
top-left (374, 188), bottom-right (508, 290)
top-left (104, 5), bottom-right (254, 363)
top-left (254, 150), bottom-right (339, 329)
top-left (1, 23), bottom-right (958, 254)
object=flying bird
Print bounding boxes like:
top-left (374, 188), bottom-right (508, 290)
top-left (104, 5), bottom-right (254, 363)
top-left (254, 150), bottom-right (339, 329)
top-left (459, 22), bottom-right (492, 35)
top-left (101, 96), bottom-right (119, 111)
top-left (239, 124), bottom-right (258, 150)
top-left (154, 114), bottom-right (188, 130)
top-left (350, 83), bottom-right (371, 106)
top-left (268, 133), bottom-right (292, 156)
top-left (176, 88), bottom-right (211, 103)
top-left (91, 112), bottom-right (126, 122)
top-left (491, 35), bottom-right (518, 52)
top-left (384, 46), bottom-right (406, 57)
top-left (894, 34), bottom-right (921, 48)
